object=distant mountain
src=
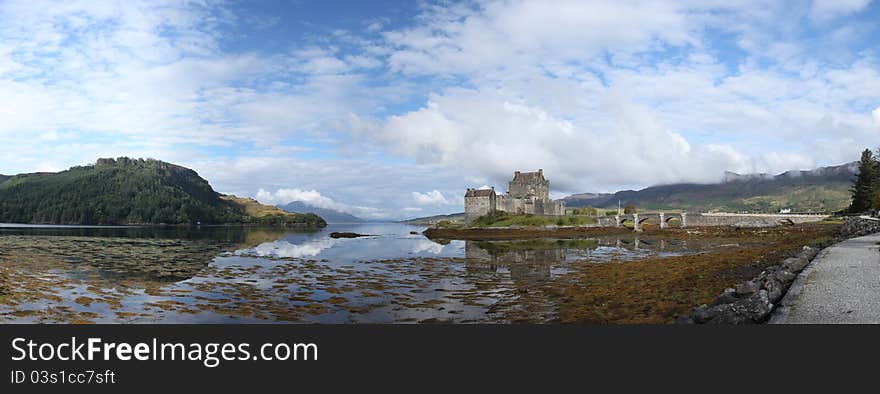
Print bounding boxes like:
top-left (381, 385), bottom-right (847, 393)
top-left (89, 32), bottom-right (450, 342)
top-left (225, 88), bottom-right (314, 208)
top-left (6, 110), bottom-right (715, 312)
top-left (0, 157), bottom-right (326, 227)
top-left (279, 201), bottom-right (365, 223)
top-left (0, 174), bottom-right (9, 183)
top-left (400, 212), bottom-right (466, 225)
top-left (561, 162), bottom-right (857, 213)
top-left (559, 192), bottom-right (615, 206)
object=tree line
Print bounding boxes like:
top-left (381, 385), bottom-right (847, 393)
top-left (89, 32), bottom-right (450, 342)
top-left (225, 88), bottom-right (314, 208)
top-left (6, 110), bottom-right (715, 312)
top-left (850, 148), bottom-right (880, 213)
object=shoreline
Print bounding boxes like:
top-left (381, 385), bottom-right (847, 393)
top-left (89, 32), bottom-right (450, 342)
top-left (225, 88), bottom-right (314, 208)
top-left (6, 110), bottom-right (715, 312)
top-left (424, 225), bottom-right (639, 240)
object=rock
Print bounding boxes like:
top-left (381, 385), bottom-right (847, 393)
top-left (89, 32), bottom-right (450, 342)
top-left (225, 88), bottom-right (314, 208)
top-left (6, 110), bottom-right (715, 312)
top-left (705, 290), bottom-right (772, 324)
top-left (705, 304), bottom-right (749, 324)
top-left (782, 257), bottom-right (809, 272)
top-left (409, 231), bottom-right (419, 235)
top-left (740, 290), bottom-right (773, 322)
top-left (799, 246), bottom-right (819, 261)
top-left (692, 304), bottom-right (712, 323)
top-left (735, 280), bottom-right (759, 296)
top-left (774, 269), bottom-right (797, 285)
top-left (674, 316), bottom-right (695, 324)
top-left (762, 278), bottom-right (784, 303)
top-left (712, 288), bottom-right (739, 306)
top-left (329, 232), bottom-right (373, 238)
top-left (841, 217), bottom-right (880, 238)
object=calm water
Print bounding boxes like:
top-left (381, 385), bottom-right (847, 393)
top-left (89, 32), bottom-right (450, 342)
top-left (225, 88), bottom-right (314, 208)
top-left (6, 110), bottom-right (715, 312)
top-left (0, 223), bottom-right (732, 323)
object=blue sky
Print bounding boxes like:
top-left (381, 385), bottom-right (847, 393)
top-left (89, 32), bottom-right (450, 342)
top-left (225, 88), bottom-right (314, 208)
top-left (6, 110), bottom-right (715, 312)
top-left (1, 0), bottom-right (879, 219)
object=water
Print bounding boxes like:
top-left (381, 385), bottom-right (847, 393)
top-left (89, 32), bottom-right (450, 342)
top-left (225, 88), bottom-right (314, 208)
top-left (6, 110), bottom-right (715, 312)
top-left (0, 222), bottom-right (732, 323)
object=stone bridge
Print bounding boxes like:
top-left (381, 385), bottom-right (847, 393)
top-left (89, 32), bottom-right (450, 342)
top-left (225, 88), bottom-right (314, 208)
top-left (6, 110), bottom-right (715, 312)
top-left (595, 212), bottom-right (829, 232)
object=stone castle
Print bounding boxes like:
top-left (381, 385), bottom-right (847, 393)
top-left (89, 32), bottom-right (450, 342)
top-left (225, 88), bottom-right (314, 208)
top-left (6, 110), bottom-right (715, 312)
top-left (464, 169), bottom-right (565, 222)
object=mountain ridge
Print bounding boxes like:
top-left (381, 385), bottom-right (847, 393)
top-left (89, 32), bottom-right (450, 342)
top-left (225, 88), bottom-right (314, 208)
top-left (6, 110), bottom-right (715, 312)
top-left (278, 201), bottom-right (365, 223)
top-left (561, 162), bottom-right (857, 213)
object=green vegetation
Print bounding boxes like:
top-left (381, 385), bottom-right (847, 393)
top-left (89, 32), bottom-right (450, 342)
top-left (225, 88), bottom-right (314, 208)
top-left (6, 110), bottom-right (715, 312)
top-left (0, 157), bottom-right (326, 227)
top-left (470, 211), bottom-right (596, 228)
top-left (849, 148), bottom-right (879, 213)
top-left (569, 207), bottom-right (597, 216)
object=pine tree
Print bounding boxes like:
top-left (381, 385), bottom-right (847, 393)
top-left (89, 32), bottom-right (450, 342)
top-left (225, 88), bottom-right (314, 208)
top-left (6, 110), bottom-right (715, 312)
top-left (873, 147), bottom-right (880, 211)
top-left (849, 149), bottom-right (878, 213)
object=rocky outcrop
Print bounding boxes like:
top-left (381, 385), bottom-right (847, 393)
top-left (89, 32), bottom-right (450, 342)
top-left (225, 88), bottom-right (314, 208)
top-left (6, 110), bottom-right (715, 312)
top-left (677, 246), bottom-right (820, 324)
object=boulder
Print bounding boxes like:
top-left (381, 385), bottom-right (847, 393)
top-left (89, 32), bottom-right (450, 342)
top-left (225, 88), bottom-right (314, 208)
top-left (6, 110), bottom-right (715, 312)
top-left (712, 288), bottom-right (739, 306)
top-left (704, 304), bottom-right (750, 324)
top-left (782, 257), bottom-right (809, 272)
top-left (740, 290), bottom-right (773, 322)
top-left (762, 278), bottom-right (784, 303)
top-left (692, 304), bottom-right (712, 323)
top-left (735, 280), bottom-right (759, 296)
top-left (799, 246), bottom-right (819, 261)
top-left (774, 269), bottom-right (797, 285)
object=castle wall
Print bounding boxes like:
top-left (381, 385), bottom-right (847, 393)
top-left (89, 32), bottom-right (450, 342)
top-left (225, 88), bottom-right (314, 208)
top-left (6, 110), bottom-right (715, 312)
top-left (496, 195), bottom-right (564, 217)
top-left (508, 179), bottom-right (549, 199)
top-left (464, 195), bottom-right (494, 222)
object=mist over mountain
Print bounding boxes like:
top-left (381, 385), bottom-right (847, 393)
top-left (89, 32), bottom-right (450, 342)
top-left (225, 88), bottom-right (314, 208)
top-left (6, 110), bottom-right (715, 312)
top-left (562, 162), bottom-right (858, 213)
top-left (279, 201), bottom-right (365, 223)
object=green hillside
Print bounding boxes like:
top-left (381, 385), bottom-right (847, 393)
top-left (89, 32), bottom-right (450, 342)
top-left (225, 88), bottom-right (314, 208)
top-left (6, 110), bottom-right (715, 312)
top-left (562, 163), bottom-right (857, 213)
top-left (0, 157), bottom-right (326, 226)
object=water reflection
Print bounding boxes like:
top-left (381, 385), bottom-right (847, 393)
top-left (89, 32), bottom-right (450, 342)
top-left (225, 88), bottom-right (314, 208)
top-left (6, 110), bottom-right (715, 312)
top-left (0, 223), bottom-right (734, 323)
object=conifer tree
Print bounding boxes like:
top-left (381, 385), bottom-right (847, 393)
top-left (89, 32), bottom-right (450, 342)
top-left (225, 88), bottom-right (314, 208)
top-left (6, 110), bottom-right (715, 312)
top-left (849, 148), bottom-right (878, 213)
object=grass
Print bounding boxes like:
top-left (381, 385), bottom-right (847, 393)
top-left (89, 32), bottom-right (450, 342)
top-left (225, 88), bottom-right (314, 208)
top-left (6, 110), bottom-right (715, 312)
top-left (470, 211), bottom-right (597, 228)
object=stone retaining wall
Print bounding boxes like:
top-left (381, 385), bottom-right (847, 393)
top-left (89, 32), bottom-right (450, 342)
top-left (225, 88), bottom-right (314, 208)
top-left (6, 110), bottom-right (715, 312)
top-left (840, 216), bottom-right (880, 238)
top-left (676, 217), bottom-right (880, 324)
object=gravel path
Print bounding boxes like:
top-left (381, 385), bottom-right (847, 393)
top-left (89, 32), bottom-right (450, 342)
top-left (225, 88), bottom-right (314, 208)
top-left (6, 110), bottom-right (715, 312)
top-left (778, 234), bottom-right (880, 324)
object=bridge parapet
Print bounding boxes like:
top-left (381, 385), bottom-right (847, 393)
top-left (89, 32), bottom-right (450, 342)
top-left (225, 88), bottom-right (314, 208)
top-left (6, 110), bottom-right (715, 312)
top-left (593, 212), bottom-right (825, 232)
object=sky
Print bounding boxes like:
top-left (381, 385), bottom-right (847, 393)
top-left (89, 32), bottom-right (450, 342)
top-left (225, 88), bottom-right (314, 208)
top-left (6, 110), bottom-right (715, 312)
top-left (1, 0), bottom-right (879, 220)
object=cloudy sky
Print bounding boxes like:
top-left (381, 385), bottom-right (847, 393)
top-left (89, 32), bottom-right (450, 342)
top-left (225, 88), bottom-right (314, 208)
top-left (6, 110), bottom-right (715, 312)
top-left (1, 0), bottom-right (879, 219)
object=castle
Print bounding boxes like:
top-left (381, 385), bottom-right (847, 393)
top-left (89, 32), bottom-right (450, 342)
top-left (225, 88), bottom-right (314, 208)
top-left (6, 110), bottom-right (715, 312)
top-left (464, 169), bottom-right (565, 222)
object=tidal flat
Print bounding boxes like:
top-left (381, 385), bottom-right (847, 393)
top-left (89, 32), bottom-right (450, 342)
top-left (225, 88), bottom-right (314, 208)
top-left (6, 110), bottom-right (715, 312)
top-left (0, 223), bottom-right (840, 323)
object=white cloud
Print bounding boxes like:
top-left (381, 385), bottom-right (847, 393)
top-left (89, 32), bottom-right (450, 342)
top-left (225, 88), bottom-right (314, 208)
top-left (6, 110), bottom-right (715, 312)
top-left (255, 188), bottom-right (342, 210)
top-left (384, 0), bottom-right (699, 76)
top-left (809, 0), bottom-right (872, 22)
top-left (0, 0), bottom-right (384, 172)
top-left (411, 190), bottom-right (452, 205)
top-left (3, 0), bottom-right (879, 218)
top-left (349, 0), bottom-right (880, 191)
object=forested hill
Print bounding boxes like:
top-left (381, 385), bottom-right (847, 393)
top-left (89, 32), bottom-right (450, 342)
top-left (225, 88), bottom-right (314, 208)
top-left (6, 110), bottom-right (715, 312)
top-left (0, 158), bottom-right (326, 227)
